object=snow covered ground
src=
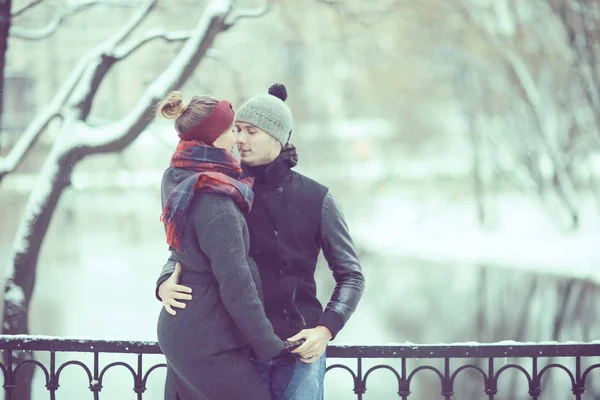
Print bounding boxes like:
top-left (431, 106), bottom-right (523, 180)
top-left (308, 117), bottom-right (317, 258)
top-left (351, 189), bottom-right (600, 282)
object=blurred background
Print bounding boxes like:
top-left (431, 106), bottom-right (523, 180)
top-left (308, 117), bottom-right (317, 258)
top-left (1, 0), bottom-right (600, 398)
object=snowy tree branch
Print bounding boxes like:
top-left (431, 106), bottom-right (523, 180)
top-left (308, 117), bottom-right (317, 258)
top-left (69, 0), bottom-right (158, 118)
top-left (112, 30), bottom-right (192, 60)
top-left (2, 1), bottom-right (237, 397)
top-left (0, 112), bottom-right (61, 181)
top-left (11, 5), bottom-right (94, 40)
top-left (11, 0), bottom-right (43, 17)
top-left (76, 0), bottom-right (233, 151)
top-left (1, 2), bottom-right (263, 399)
top-left (224, 0), bottom-right (273, 28)
top-left (0, 0), bottom-right (158, 180)
top-left (0, 49), bottom-right (101, 181)
top-left (10, 0), bottom-right (141, 40)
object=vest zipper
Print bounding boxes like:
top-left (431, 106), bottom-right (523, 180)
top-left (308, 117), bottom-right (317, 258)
top-left (291, 283), bottom-right (307, 327)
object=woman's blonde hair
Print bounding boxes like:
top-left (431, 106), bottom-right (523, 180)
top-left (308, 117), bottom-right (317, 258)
top-left (156, 91), bottom-right (219, 134)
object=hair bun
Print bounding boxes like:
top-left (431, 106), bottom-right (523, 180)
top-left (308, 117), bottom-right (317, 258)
top-left (268, 83), bottom-right (288, 102)
top-left (158, 91), bottom-right (187, 120)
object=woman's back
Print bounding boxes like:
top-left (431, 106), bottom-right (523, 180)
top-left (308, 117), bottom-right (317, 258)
top-left (155, 91), bottom-right (283, 400)
top-left (161, 166), bottom-right (256, 282)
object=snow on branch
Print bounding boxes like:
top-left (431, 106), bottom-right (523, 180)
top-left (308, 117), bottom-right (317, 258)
top-left (11, 0), bottom-right (143, 40)
top-left (0, 46), bottom-right (104, 180)
top-left (11, 0), bottom-right (43, 17)
top-left (66, 0), bottom-right (160, 119)
top-left (225, 0), bottom-right (273, 28)
top-left (75, 0), bottom-right (233, 151)
top-left (0, 112), bottom-right (61, 181)
top-left (113, 30), bottom-right (192, 60)
top-left (0, 0), bottom-right (161, 180)
top-left (11, 3), bottom-right (94, 40)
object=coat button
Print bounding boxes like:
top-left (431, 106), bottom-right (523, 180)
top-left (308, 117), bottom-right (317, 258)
top-left (277, 269), bottom-right (284, 277)
top-left (275, 186), bottom-right (284, 195)
top-left (281, 309), bottom-right (288, 318)
top-left (270, 231), bottom-right (278, 239)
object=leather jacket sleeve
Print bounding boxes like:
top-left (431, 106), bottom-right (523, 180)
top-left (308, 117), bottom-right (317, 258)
top-left (317, 190), bottom-right (365, 339)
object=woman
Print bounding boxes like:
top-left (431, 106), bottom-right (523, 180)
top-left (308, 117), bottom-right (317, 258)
top-left (156, 91), bottom-right (288, 400)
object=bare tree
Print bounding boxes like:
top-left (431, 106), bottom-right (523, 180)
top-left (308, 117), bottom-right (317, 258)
top-left (441, 0), bottom-right (599, 230)
top-left (10, 0), bottom-right (139, 40)
top-left (0, 0), bottom-right (273, 397)
top-left (550, 0), bottom-right (600, 135)
top-left (1, 1), bottom-right (137, 150)
top-left (449, 49), bottom-right (490, 227)
top-left (0, 0), bottom-right (12, 148)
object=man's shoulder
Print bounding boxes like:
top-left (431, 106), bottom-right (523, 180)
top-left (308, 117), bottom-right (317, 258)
top-left (289, 170), bottom-right (329, 194)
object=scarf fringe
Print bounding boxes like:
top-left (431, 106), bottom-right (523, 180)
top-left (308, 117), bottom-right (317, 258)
top-left (160, 204), bottom-right (188, 251)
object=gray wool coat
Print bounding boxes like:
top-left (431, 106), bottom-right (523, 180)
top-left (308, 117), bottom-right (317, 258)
top-left (157, 167), bottom-right (285, 400)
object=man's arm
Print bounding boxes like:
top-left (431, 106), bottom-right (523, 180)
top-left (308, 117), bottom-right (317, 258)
top-left (156, 255), bottom-right (193, 316)
top-left (317, 190), bottom-right (365, 338)
top-left (288, 190), bottom-right (364, 363)
top-left (155, 255), bottom-right (177, 301)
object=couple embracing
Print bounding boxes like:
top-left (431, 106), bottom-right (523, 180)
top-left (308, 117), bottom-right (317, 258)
top-left (155, 83), bottom-right (364, 400)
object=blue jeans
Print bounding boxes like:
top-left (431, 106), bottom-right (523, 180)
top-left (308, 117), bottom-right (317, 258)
top-left (251, 354), bottom-right (326, 400)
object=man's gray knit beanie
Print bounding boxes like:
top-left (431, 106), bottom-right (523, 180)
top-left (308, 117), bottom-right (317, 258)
top-left (235, 83), bottom-right (292, 145)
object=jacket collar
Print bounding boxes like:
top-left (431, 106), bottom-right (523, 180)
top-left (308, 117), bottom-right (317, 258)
top-left (243, 155), bottom-right (291, 185)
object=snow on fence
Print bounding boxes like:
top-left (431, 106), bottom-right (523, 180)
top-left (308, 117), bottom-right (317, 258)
top-left (0, 336), bottom-right (600, 399)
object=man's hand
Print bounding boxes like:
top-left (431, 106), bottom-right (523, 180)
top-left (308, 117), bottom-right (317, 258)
top-left (287, 326), bottom-right (332, 364)
top-left (158, 262), bottom-right (193, 316)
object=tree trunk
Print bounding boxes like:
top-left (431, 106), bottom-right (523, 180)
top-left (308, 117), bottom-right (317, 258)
top-left (0, 0), bottom-right (12, 151)
top-left (467, 111), bottom-right (486, 227)
top-left (2, 139), bottom-right (76, 400)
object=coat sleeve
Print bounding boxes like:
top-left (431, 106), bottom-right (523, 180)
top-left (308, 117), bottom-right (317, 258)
top-left (156, 169), bottom-right (179, 301)
top-left (198, 210), bottom-right (285, 360)
top-left (155, 254), bottom-right (177, 301)
top-left (317, 190), bottom-right (365, 339)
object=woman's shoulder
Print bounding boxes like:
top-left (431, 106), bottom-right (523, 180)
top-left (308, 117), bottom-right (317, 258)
top-left (190, 194), bottom-right (244, 240)
top-left (191, 193), bottom-right (242, 218)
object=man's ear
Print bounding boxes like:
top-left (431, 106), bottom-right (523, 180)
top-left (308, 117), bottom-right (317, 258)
top-left (273, 136), bottom-right (283, 150)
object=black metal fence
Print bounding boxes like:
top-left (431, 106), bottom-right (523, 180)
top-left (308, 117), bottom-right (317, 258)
top-left (1, 335), bottom-right (600, 399)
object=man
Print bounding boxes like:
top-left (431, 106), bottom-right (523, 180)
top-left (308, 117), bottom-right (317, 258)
top-left (156, 83), bottom-right (364, 400)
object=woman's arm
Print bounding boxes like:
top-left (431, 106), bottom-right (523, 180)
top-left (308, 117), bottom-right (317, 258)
top-left (198, 210), bottom-right (285, 360)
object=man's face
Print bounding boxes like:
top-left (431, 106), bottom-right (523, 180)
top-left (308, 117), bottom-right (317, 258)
top-left (235, 122), bottom-right (282, 166)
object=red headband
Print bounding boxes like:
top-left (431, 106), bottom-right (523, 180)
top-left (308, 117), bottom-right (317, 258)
top-left (178, 100), bottom-right (235, 144)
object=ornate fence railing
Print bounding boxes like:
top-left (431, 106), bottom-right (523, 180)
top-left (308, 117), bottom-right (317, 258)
top-left (0, 335), bottom-right (599, 399)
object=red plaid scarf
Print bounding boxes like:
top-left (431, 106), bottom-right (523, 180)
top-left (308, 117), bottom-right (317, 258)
top-left (160, 140), bottom-right (255, 251)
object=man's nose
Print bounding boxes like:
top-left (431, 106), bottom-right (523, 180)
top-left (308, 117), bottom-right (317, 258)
top-left (236, 132), bottom-right (246, 144)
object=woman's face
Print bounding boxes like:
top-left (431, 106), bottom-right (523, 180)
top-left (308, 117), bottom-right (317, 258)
top-left (212, 123), bottom-right (237, 154)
